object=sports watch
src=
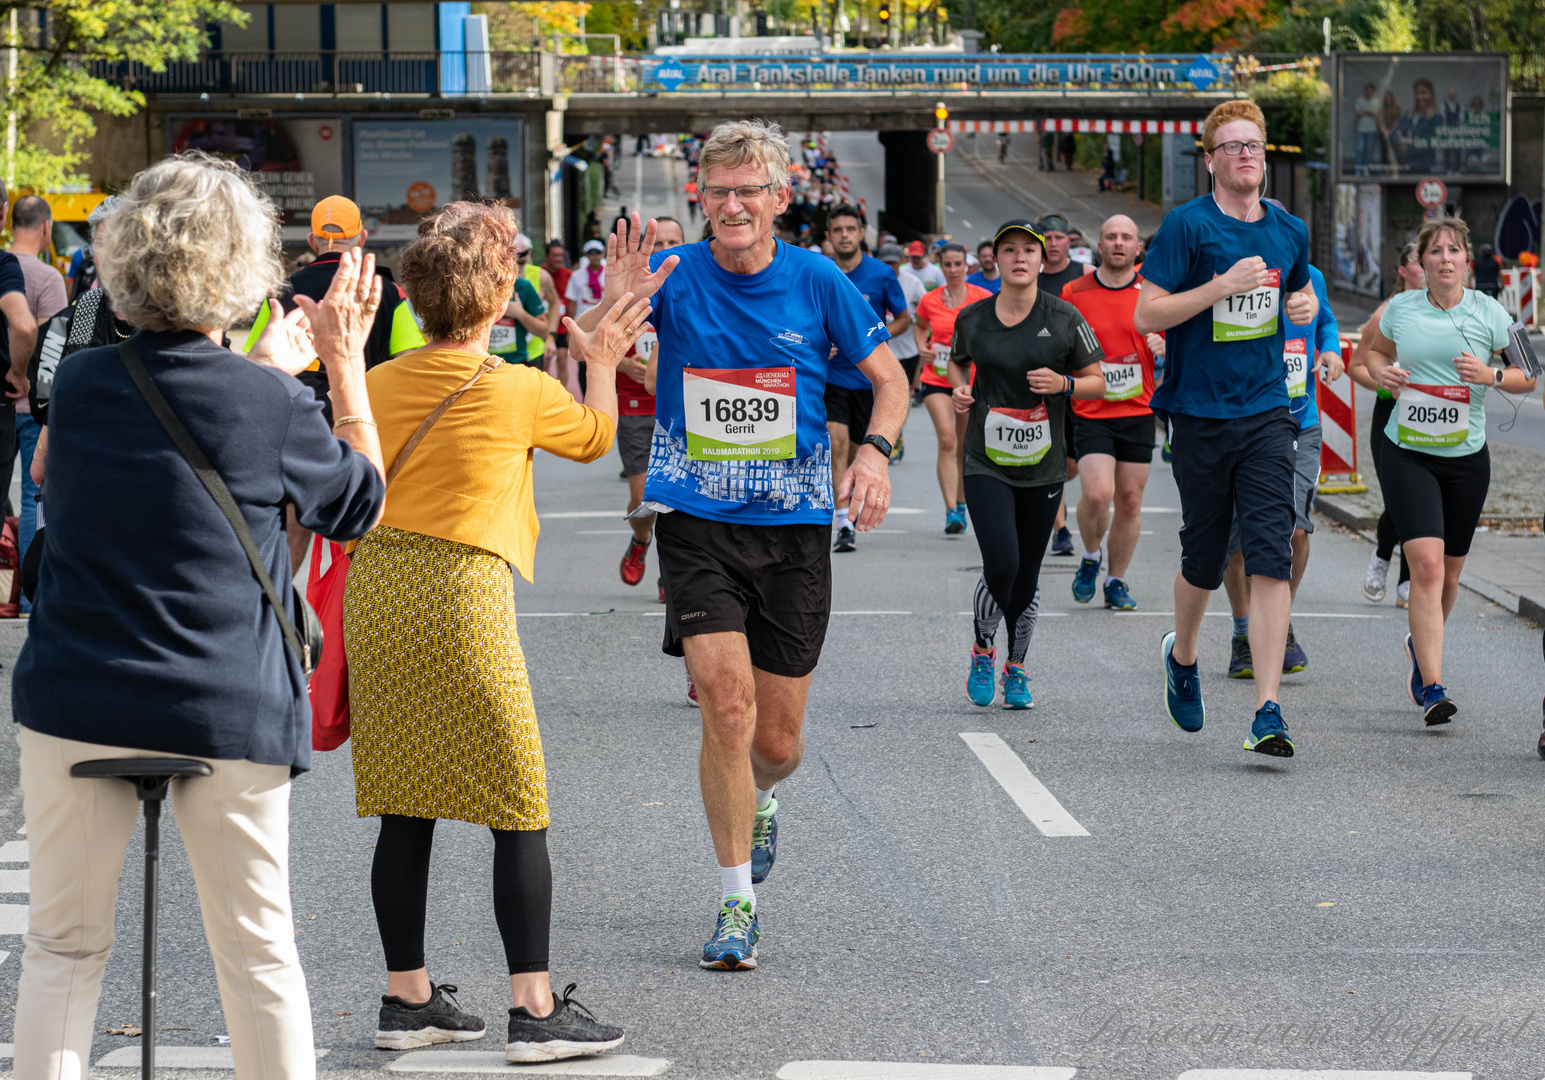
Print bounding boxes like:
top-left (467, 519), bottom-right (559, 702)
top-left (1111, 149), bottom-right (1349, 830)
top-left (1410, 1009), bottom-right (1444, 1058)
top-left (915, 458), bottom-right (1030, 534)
top-left (861, 433), bottom-right (894, 460)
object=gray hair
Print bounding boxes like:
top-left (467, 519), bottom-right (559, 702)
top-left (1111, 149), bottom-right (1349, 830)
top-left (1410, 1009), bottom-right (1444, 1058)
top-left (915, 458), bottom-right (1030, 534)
top-left (95, 153), bottom-right (283, 333)
top-left (698, 119), bottom-right (790, 192)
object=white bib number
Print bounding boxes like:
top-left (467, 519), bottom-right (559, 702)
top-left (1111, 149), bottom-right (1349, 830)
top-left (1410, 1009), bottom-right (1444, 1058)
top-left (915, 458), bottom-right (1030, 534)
top-left (932, 343), bottom-right (951, 379)
top-left (488, 321), bottom-right (518, 352)
top-left (1213, 269), bottom-right (1280, 342)
top-left (1284, 338), bottom-right (1308, 398)
top-left (1101, 354), bottom-right (1143, 402)
top-left (634, 329), bottom-right (658, 361)
top-left (1396, 383), bottom-right (1470, 449)
top-left (984, 405), bottom-right (1052, 467)
top-left (684, 367), bottom-right (797, 460)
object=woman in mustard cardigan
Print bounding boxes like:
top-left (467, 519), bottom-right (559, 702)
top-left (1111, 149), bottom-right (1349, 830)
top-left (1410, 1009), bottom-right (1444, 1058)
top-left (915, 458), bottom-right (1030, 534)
top-left (343, 202), bottom-right (652, 1063)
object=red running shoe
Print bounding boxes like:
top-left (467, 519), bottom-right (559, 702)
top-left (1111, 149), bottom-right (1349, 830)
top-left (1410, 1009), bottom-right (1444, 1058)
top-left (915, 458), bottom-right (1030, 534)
top-left (620, 536), bottom-right (649, 586)
top-left (657, 577), bottom-right (666, 604)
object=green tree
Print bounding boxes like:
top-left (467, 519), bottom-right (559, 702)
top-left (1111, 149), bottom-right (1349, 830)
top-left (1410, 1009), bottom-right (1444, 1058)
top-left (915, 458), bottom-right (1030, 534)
top-left (2, 0), bottom-right (245, 190)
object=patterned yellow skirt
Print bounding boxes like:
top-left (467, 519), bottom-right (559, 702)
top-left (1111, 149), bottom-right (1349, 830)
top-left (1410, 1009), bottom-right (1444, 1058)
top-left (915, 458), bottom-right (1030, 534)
top-left (342, 525), bottom-right (549, 831)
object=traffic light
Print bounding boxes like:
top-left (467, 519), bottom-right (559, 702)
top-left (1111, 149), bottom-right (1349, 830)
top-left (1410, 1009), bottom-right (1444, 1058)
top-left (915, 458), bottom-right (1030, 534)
top-left (878, 1), bottom-right (891, 23)
top-left (935, 102), bottom-right (948, 124)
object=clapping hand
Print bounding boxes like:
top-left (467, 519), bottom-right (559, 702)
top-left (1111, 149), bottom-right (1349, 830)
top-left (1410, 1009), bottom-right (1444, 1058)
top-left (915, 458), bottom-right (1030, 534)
top-left (293, 247), bottom-right (382, 384)
top-left (563, 291), bottom-right (653, 370)
top-left (246, 300), bottom-right (318, 376)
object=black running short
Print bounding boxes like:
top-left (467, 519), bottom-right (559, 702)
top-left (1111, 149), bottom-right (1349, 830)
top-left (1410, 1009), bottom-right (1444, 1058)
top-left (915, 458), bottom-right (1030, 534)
top-left (656, 510), bottom-right (833, 678)
top-left (1074, 413), bottom-right (1156, 464)
top-left (1374, 440), bottom-right (1490, 558)
top-left (554, 331), bottom-right (570, 349)
top-left (823, 383), bottom-right (874, 436)
top-left (898, 355), bottom-right (920, 384)
top-left (920, 383), bottom-right (952, 399)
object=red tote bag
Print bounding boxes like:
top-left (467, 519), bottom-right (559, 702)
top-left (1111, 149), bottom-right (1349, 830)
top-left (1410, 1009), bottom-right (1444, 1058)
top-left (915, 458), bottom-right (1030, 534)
top-left (307, 535), bottom-right (352, 750)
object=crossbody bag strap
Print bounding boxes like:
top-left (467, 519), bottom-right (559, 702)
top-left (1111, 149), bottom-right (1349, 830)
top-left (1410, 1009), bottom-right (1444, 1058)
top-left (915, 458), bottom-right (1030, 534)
top-left (385, 354), bottom-right (504, 485)
top-left (117, 339), bottom-right (310, 670)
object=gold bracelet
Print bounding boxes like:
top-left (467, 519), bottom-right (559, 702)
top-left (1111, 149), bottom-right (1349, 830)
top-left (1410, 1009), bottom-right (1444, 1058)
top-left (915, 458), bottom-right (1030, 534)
top-left (333, 415), bottom-right (377, 430)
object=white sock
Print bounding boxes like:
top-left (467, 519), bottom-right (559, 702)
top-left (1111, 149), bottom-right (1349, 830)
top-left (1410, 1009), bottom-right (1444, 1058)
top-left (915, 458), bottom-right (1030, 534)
top-left (835, 507), bottom-right (849, 528)
top-left (720, 862), bottom-right (754, 908)
top-left (1106, 575), bottom-right (1124, 586)
top-left (1084, 550), bottom-right (1102, 562)
top-left (755, 786), bottom-right (775, 812)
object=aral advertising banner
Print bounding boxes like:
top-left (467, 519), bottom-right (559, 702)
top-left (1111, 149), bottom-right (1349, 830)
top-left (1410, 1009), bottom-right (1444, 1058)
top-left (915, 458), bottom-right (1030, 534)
top-left (1335, 52), bottom-right (1507, 183)
top-left (353, 118), bottom-right (527, 232)
top-left (170, 117), bottom-right (345, 226)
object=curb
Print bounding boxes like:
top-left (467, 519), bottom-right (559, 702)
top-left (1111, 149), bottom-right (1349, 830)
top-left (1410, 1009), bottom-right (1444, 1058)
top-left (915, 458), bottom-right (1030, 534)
top-left (1313, 493), bottom-right (1378, 531)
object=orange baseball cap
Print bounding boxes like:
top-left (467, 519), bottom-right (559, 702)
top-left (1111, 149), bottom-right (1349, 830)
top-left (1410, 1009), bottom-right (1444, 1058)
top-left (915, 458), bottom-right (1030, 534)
top-left (311, 196), bottom-right (363, 240)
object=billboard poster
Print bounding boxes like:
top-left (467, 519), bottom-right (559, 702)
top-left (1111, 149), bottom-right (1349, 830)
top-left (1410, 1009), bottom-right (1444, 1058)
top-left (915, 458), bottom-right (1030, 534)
top-left (1332, 182), bottom-right (1383, 298)
top-left (1335, 53), bottom-right (1507, 183)
top-left (352, 118), bottom-right (527, 234)
top-left (170, 117), bottom-right (346, 227)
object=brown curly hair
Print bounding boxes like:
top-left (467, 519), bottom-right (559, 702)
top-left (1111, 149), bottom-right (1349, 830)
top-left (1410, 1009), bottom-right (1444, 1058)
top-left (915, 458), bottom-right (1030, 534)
top-left (399, 202), bottom-right (519, 342)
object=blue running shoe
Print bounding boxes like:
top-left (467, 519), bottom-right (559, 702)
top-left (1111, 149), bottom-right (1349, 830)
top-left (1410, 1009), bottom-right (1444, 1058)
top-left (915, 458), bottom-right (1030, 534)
top-left (750, 797), bottom-right (778, 884)
top-left (1162, 631), bottom-right (1205, 732)
top-left (1161, 439), bottom-right (1172, 463)
top-left (1050, 526), bottom-right (1075, 556)
top-left (1244, 700), bottom-right (1295, 756)
top-left (1002, 665), bottom-right (1033, 709)
top-left (1072, 556), bottom-right (1099, 603)
top-left (956, 503), bottom-right (969, 534)
top-left (700, 896), bottom-right (759, 971)
top-left (1282, 624), bottom-right (1308, 673)
top-left (1103, 578), bottom-right (1137, 610)
top-left (945, 507), bottom-right (965, 535)
top-left (1420, 683), bottom-right (1457, 726)
top-left (1404, 633), bottom-right (1423, 706)
top-left (967, 650), bottom-right (996, 706)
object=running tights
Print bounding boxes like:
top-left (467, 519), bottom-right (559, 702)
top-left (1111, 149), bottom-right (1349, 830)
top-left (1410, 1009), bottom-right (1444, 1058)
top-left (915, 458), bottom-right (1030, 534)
top-left (372, 815), bottom-right (553, 975)
top-left (964, 475), bottom-right (1064, 665)
top-left (1374, 509), bottom-right (1411, 587)
top-left (973, 578), bottom-right (1039, 666)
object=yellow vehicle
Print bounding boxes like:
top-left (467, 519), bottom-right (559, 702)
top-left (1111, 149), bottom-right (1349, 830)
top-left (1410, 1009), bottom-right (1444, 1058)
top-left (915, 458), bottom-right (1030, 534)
top-left (35, 191), bottom-right (109, 280)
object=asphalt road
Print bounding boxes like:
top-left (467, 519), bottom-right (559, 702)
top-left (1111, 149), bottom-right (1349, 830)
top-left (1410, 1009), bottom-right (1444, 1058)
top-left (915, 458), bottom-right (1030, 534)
top-left (4, 144), bottom-right (1545, 1080)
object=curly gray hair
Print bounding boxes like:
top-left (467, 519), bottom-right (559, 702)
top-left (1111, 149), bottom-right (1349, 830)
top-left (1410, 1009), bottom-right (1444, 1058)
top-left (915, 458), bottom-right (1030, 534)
top-left (95, 153), bottom-right (284, 333)
top-left (697, 119), bottom-right (791, 192)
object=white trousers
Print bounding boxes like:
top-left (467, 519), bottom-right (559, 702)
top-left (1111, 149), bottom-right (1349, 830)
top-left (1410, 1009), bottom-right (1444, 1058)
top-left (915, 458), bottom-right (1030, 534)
top-left (14, 726), bottom-right (316, 1080)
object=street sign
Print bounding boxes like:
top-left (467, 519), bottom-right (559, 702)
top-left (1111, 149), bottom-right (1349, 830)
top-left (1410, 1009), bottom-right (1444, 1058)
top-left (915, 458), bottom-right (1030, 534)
top-left (652, 59), bottom-right (687, 92)
top-left (1416, 177), bottom-right (1448, 210)
top-left (927, 128), bottom-right (954, 154)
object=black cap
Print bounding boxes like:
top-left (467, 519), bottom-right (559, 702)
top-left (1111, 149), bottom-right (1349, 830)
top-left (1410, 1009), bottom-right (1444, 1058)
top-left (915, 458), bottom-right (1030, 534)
top-left (1035, 213), bottom-right (1070, 235)
top-left (993, 218), bottom-right (1045, 253)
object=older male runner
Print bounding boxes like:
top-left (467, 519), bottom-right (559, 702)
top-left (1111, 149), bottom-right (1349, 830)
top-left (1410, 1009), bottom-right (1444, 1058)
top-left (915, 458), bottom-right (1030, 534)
top-left (1134, 100), bottom-right (1318, 757)
top-left (578, 121), bottom-right (908, 971)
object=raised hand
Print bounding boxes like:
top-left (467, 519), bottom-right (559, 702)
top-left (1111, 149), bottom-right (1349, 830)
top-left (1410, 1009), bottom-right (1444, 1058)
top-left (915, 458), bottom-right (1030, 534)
top-left (246, 299), bottom-right (319, 377)
top-left (563, 291), bottom-right (653, 370)
top-left (292, 247), bottom-right (382, 385)
top-left (601, 213), bottom-right (681, 309)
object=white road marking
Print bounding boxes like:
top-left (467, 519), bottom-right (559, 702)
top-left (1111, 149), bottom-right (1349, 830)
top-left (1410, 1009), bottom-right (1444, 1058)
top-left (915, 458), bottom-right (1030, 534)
top-left (1177, 1072), bottom-right (1470, 1080)
top-left (0, 1043), bottom-right (10, 1058)
top-left (95, 1047), bottom-right (329, 1068)
top-left (0, 840), bottom-right (28, 862)
top-left (0, 868), bottom-right (29, 892)
top-left (779, 1064), bottom-right (1076, 1080)
top-left (387, 1051), bottom-right (671, 1075)
top-left (0, 904), bottom-right (28, 934)
top-left (833, 610), bottom-right (912, 615)
top-left (959, 734), bottom-right (1088, 837)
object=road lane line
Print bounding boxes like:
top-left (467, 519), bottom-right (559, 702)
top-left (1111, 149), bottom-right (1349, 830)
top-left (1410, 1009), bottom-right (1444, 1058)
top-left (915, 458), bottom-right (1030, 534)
top-left (0, 840), bottom-right (28, 862)
top-left (1177, 1071), bottom-right (1470, 1079)
top-left (94, 1047), bottom-right (330, 1068)
top-left (0, 868), bottom-right (29, 892)
top-left (387, 1051), bottom-right (671, 1075)
top-left (778, 1064), bottom-right (1076, 1079)
top-left (959, 734), bottom-right (1088, 837)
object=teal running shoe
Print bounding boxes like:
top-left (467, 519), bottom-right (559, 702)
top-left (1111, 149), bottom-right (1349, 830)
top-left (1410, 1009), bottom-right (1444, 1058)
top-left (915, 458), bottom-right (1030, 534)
top-left (967, 649), bottom-right (996, 706)
top-left (1071, 556), bottom-right (1099, 603)
top-left (1227, 634), bottom-right (1254, 679)
top-left (1162, 630), bottom-right (1205, 732)
top-left (1244, 700), bottom-right (1294, 756)
top-left (1002, 665), bottom-right (1033, 709)
top-left (945, 507), bottom-right (965, 535)
top-left (1103, 578), bottom-right (1136, 610)
top-left (700, 896), bottom-right (759, 970)
top-left (750, 797), bottom-right (778, 884)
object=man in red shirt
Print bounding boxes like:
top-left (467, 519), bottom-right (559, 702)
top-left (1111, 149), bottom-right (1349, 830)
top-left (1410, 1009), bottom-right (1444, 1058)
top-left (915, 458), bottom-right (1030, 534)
top-left (543, 239), bottom-right (574, 387)
top-left (617, 216), bottom-right (685, 600)
top-left (1062, 214), bottom-right (1165, 610)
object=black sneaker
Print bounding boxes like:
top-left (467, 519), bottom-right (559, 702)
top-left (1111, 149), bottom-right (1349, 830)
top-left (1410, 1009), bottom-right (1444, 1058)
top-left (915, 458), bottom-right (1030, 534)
top-left (506, 983), bottom-right (625, 1063)
top-left (375, 983), bottom-right (487, 1050)
top-left (834, 524), bottom-right (857, 552)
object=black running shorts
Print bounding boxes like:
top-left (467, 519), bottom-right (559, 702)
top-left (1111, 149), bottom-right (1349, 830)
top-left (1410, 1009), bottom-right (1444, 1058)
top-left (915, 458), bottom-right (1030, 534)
top-left (1074, 413), bottom-right (1156, 464)
top-left (823, 383), bottom-right (875, 437)
top-left (656, 510), bottom-right (833, 678)
top-left (1375, 440), bottom-right (1490, 558)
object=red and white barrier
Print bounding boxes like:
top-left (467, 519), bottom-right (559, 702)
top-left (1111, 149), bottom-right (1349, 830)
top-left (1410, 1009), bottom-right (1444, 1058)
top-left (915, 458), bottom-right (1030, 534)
top-left (1500, 267), bottom-right (1537, 327)
top-left (1316, 340), bottom-right (1366, 493)
top-left (948, 120), bottom-right (1036, 133)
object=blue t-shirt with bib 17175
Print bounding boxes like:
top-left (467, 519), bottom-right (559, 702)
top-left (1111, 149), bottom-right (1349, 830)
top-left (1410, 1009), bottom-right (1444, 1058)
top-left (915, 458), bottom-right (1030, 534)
top-left (643, 239), bottom-right (891, 525)
top-left (1141, 194), bottom-right (1311, 420)
top-left (830, 254), bottom-right (908, 390)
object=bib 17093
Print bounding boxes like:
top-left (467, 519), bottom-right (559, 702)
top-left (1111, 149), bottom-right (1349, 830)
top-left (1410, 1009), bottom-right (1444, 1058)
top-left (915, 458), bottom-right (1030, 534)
top-left (983, 404), bottom-right (1052, 466)
top-left (1396, 383), bottom-right (1470, 448)
top-left (1213, 269), bottom-right (1280, 342)
top-left (683, 367), bottom-right (797, 460)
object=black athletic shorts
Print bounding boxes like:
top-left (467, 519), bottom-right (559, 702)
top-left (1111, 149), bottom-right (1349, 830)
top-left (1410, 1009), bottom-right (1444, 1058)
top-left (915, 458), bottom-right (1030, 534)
top-left (920, 383), bottom-right (952, 398)
top-left (823, 383), bottom-right (874, 436)
top-left (1074, 413), bottom-right (1156, 464)
top-left (1169, 407), bottom-right (1297, 589)
top-left (1064, 410), bottom-right (1077, 461)
top-left (1374, 440), bottom-right (1490, 558)
top-left (656, 510), bottom-right (833, 678)
top-left (898, 355), bottom-right (920, 384)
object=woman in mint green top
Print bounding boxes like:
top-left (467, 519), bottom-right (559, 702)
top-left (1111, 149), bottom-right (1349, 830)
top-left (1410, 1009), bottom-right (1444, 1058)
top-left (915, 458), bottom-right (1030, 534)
top-left (1363, 217), bottom-right (1536, 725)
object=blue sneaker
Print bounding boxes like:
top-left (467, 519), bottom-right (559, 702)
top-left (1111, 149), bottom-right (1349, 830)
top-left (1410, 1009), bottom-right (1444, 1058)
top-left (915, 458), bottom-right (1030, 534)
top-left (956, 503), bottom-right (969, 533)
top-left (1227, 634), bottom-right (1254, 679)
top-left (1161, 439), bottom-right (1172, 463)
top-left (700, 896), bottom-right (759, 970)
top-left (1050, 526), bottom-right (1075, 556)
top-left (1002, 665), bottom-right (1033, 709)
top-left (750, 797), bottom-right (778, 884)
top-left (967, 649), bottom-right (996, 706)
top-left (1282, 624), bottom-right (1308, 673)
top-left (945, 507), bottom-right (965, 535)
top-left (1420, 683), bottom-right (1457, 726)
top-left (1072, 556), bottom-right (1100, 603)
top-left (1404, 634), bottom-right (1423, 706)
top-left (1244, 700), bottom-right (1295, 756)
top-left (1103, 578), bottom-right (1137, 610)
top-left (1162, 631), bottom-right (1205, 733)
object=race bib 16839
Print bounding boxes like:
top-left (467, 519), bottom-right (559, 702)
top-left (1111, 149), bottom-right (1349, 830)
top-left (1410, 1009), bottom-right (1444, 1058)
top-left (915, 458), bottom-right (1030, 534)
top-left (683, 367), bottom-right (797, 460)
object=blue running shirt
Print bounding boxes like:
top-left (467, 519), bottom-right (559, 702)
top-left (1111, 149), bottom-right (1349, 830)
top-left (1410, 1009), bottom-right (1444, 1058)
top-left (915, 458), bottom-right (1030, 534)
top-left (1284, 264), bottom-right (1340, 431)
top-left (829, 254), bottom-right (908, 389)
top-left (1142, 194), bottom-right (1311, 419)
top-left (644, 239), bottom-right (891, 524)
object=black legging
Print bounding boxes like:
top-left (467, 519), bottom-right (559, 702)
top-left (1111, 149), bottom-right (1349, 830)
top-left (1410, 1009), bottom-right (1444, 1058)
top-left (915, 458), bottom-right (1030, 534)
top-left (372, 815), bottom-right (553, 975)
top-left (1375, 509), bottom-right (1411, 586)
top-left (964, 475), bottom-right (1064, 665)
top-left (1369, 394), bottom-right (1410, 586)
